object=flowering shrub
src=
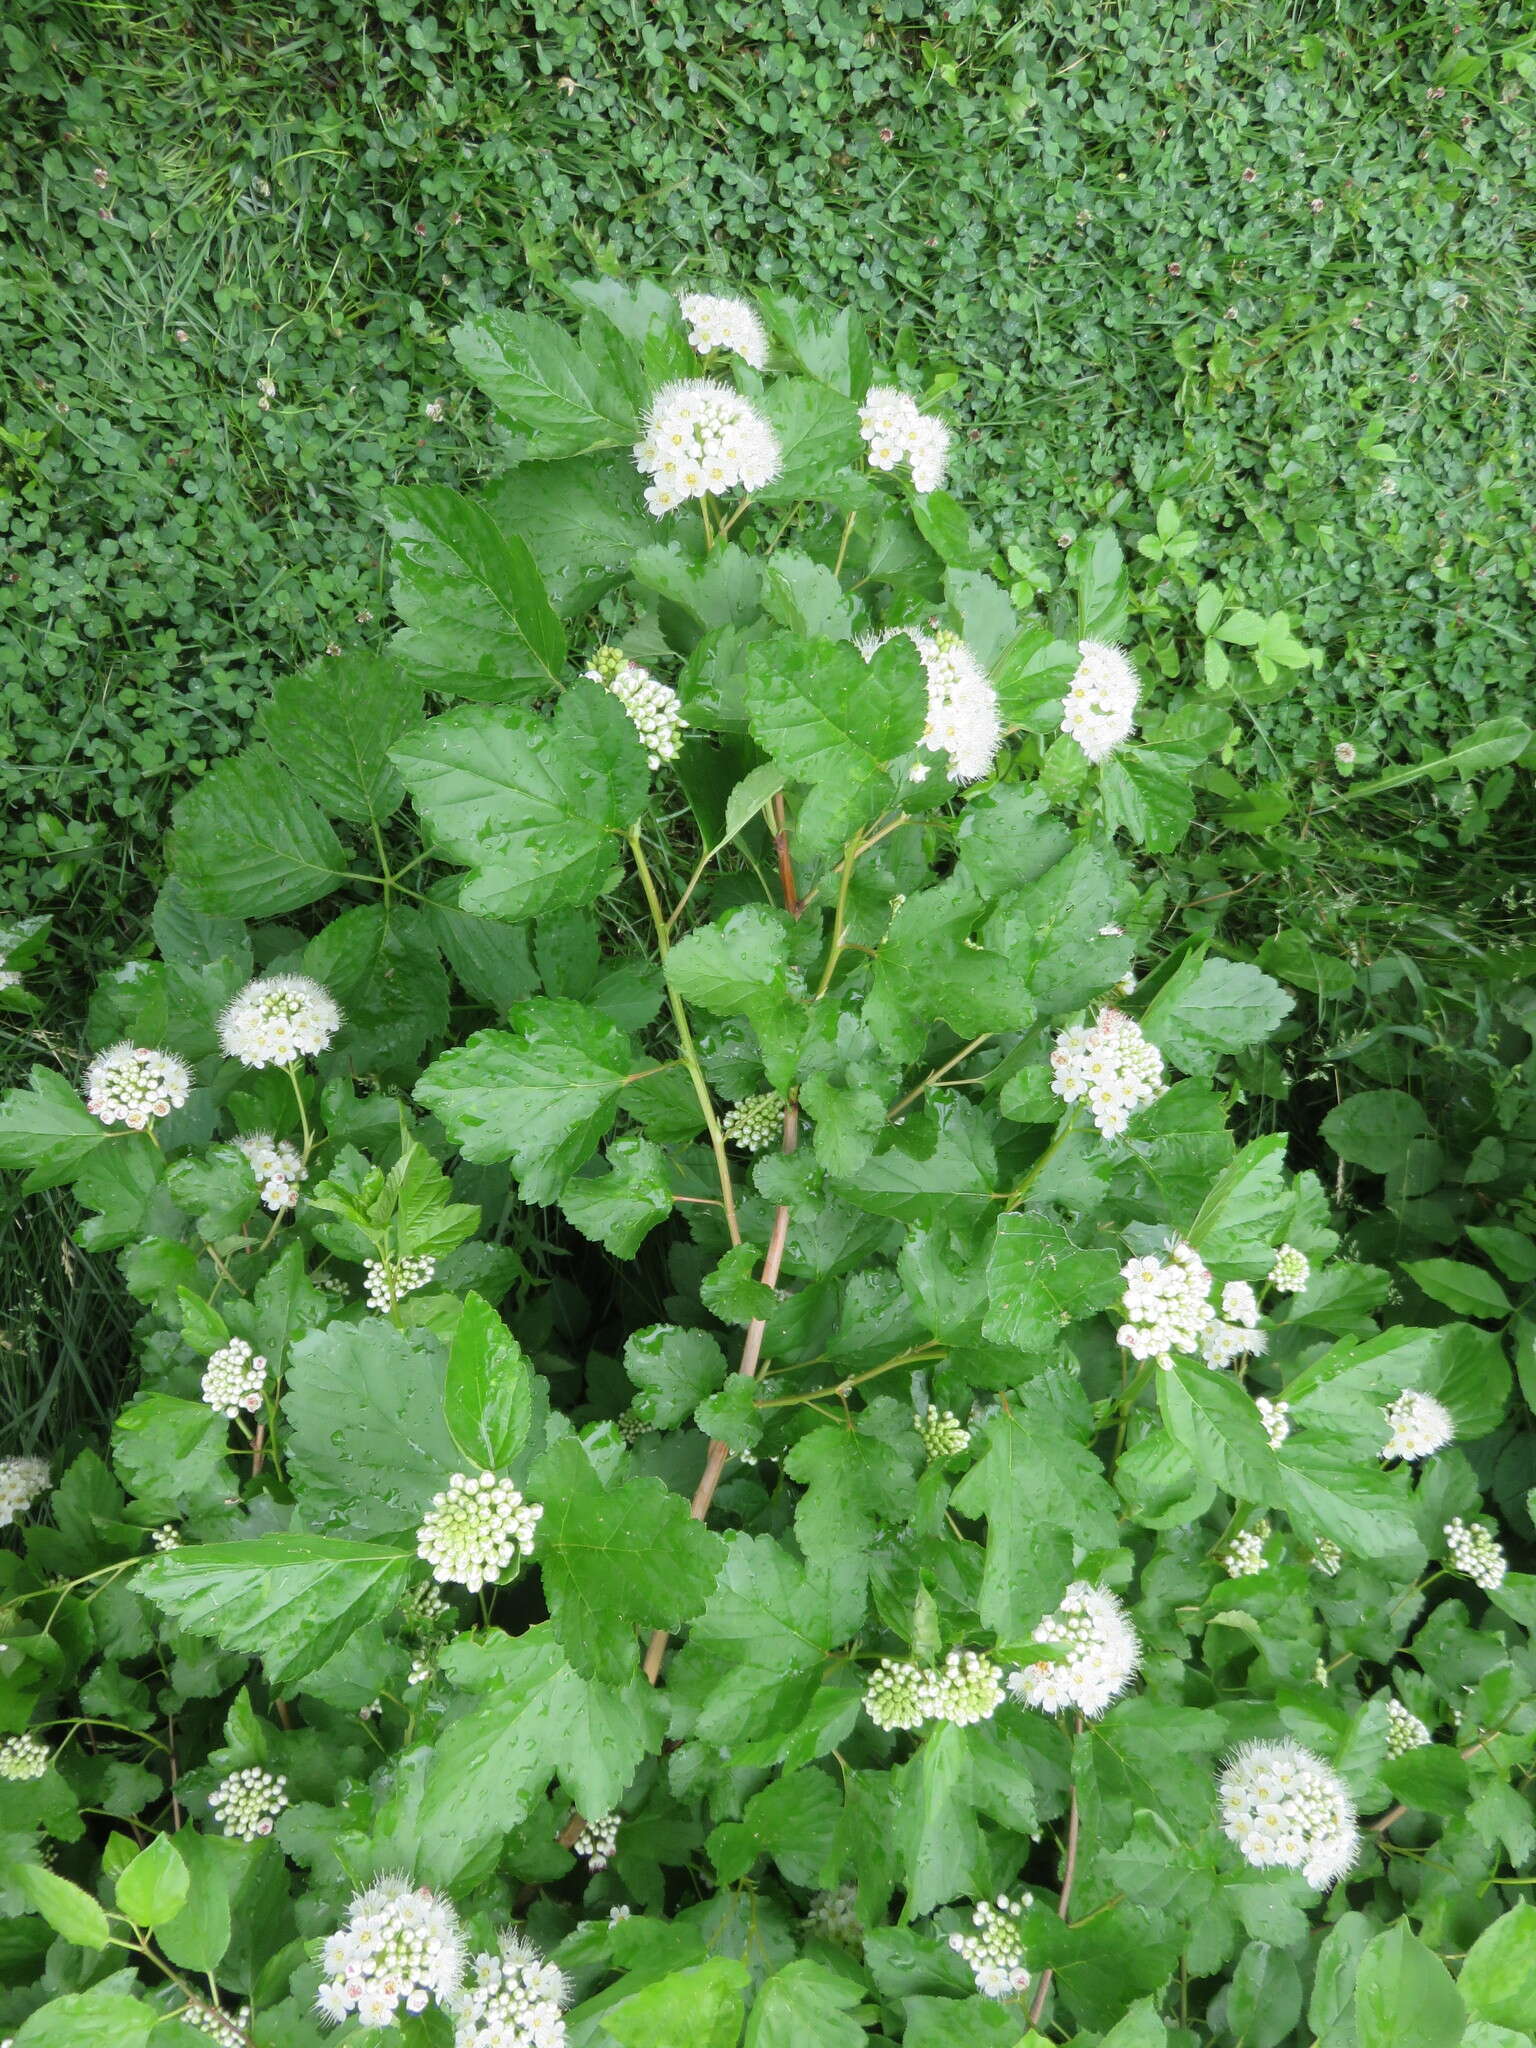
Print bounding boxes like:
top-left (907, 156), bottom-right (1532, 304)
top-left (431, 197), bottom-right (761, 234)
top-left (0, 281), bottom-right (1532, 2046)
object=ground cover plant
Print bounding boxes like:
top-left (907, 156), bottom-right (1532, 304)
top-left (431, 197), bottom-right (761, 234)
top-left (1, 280), bottom-right (1534, 2048)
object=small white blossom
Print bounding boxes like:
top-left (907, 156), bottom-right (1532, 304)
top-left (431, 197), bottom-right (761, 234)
top-left (1200, 1320), bottom-right (1270, 1370)
top-left (948, 1895), bottom-right (1032, 2001)
top-left (864, 1650), bottom-right (1003, 1731)
top-left (201, 1338), bottom-right (267, 1419)
top-left (1334, 741), bottom-right (1357, 769)
top-left (1221, 1281), bottom-right (1260, 1327)
top-left (1118, 1240), bottom-right (1215, 1369)
top-left (208, 1766), bottom-right (288, 1840)
top-left (425, 397), bottom-right (446, 422)
top-left (915, 1409), bottom-right (971, 1461)
top-left (1385, 1697), bottom-right (1431, 1757)
top-left (677, 291), bottom-right (768, 369)
top-left (365, 1255), bottom-right (437, 1312)
top-left (1008, 1582), bottom-right (1141, 1718)
top-left (316, 1875), bottom-right (466, 2029)
top-left (0, 1456), bottom-right (51, 1529)
top-left (0, 968), bottom-right (22, 992)
top-left (633, 379), bottom-right (780, 515)
top-left (1256, 1396), bottom-right (1291, 1448)
top-left (1444, 1517), bottom-right (1506, 1591)
top-left (416, 1472), bottom-right (542, 1593)
top-left (1060, 640), bottom-right (1140, 763)
top-left (1381, 1391), bottom-right (1455, 1462)
top-left (85, 1043), bottom-right (191, 1130)
top-left (1311, 1537), bottom-right (1343, 1577)
top-left (448, 1929), bottom-right (570, 2048)
top-left (586, 648), bottom-right (686, 768)
top-left (1217, 1739), bottom-right (1358, 1889)
top-left (219, 974), bottom-right (341, 1068)
top-left (608, 1904), bottom-right (632, 1923)
top-left (804, 1884), bottom-right (863, 1953)
top-left (1051, 1007), bottom-right (1166, 1139)
top-left (572, 1811), bottom-right (619, 1871)
top-left (721, 1092), bottom-right (783, 1153)
top-left (407, 1658), bottom-right (434, 1687)
top-left (857, 384), bottom-right (951, 493)
top-left (0, 1733), bottom-right (50, 1781)
top-left (235, 1131), bottom-right (306, 1211)
top-left (1269, 1244), bottom-right (1311, 1294)
top-left (859, 626), bottom-right (1001, 783)
top-left (1222, 1522), bottom-right (1271, 1578)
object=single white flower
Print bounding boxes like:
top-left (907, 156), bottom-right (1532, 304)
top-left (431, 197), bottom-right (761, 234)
top-left (84, 1043), bottom-right (191, 1130)
top-left (1007, 1582), bottom-right (1141, 1718)
top-left (633, 379), bottom-right (779, 515)
top-left (1060, 640), bottom-right (1139, 763)
top-left (219, 974), bottom-right (341, 1068)
top-left (1050, 1007), bottom-right (1165, 1139)
top-left (859, 626), bottom-right (1001, 783)
top-left (677, 291), bottom-right (768, 369)
top-left (416, 1472), bottom-right (542, 1593)
top-left (857, 384), bottom-right (951, 493)
top-left (1217, 1739), bottom-right (1358, 1890)
top-left (1381, 1390), bottom-right (1454, 1461)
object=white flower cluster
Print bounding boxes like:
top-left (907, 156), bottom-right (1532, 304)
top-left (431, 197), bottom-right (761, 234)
top-left (84, 1043), bottom-right (191, 1130)
top-left (1255, 1396), bottom-right (1291, 1448)
top-left (1118, 1241), bottom-right (1216, 1369)
top-left (1050, 1007), bottom-right (1165, 1138)
top-left (1008, 1582), bottom-right (1142, 1718)
top-left (1222, 1522), bottom-right (1270, 1578)
top-left (857, 385), bottom-right (950, 494)
top-left (1385, 1697), bottom-right (1431, 1758)
top-left (864, 1650), bottom-right (1003, 1731)
top-left (721, 1092), bottom-right (783, 1153)
top-left (407, 1658), bottom-right (434, 1687)
top-left (1269, 1244), bottom-right (1311, 1294)
top-left (677, 290), bottom-right (768, 369)
top-left (571, 1811), bottom-right (619, 1871)
top-left (0, 1456), bottom-right (51, 1529)
top-left (804, 1884), bottom-right (863, 1953)
top-left (859, 626), bottom-right (1001, 784)
top-left (1098, 924), bottom-right (1137, 997)
top-left (316, 1876), bottom-right (466, 2030)
top-left (200, 1338), bottom-right (267, 1419)
top-left (1217, 1739), bottom-right (1358, 1890)
top-left (416, 1472), bottom-right (543, 1593)
top-left (208, 1766), bottom-right (288, 1841)
top-left (448, 1931), bottom-right (570, 2048)
top-left (1381, 1390), bottom-right (1455, 1462)
top-left (633, 379), bottom-right (780, 515)
top-left (219, 973), bottom-right (341, 1068)
top-left (1311, 1537), bottom-right (1343, 1577)
top-left (235, 1131), bottom-right (306, 1211)
top-left (915, 1409), bottom-right (971, 1461)
top-left (948, 1895), bottom-right (1032, 2001)
top-left (179, 2004), bottom-right (250, 2048)
top-left (1060, 640), bottom-right (1140, 763)
top-left (0, 1733), bottom-right (49, 1781)
top-left (1444, 1517), bottom-right (1506, 1591)
top-left (152, 1525), bottom-right (181, 1551)
top-left (1200, 1280), bottom-right (1269, 1371)
top-left (585, 648), bottom-right (686, 769)
top-left (365, 1255), bottom-right (437, 1312)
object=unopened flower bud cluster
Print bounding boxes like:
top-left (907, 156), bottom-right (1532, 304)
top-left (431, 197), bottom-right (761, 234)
top-left (448, 1930), bottom-right (570, 2048)
top-left (1255, 1396), bottom-right (1291, 1447)
top-left (235, 1132), bottom-right (306, 1211)
top-left (366, 1255), bottom-right (437, 1312)
top-left (721, 1092), bottom-right (783, 1153)
top-left (1008, 1582), bottom-right (1141, 1718)
top-left (857, 385), bottom-right (951, 493)
top-left (399, 1578), bottom-right (453, 1639)
top-left (1269, 1244), bottom-right (1311, 1294)
top-left (0, 1733), bottom-right (49, 1781)
top-left (572, 1811), bottom-right (620, 1871)
top-left (1381, 1390), bottom-right (1455, 1461)
top-left (152, 1524), bottom-right (181, 1551)
top-left (804, 1884), bottom-right (863, 1953)
top-left (1051, 1007), bottom-right (1165, 1139)
top-left (201, 1338), bottom-right (267, 1418)
top-left (1222, 1522), bottom-right (1270, 1578)
top-left (1444, 1517), bottom-right (1506, 1590)
top-left (915, 1409), bottom-right (971, 1461)
top-left (417, 1472), bottom-right (543, 1592)
top-left (633, 379), bottom-right (780, 516)
top-left (1217, 1739), bottom-right (1358, 1890)
top-left (219, 973), bottom-right (341, 1067)
top-left (864, 1650), bottom-right (1003, 1731)
top-left (0, 1455), bottom-right (50, 1529)
top-left (1385, 1697), bottom-right (1431, 1757)
top-left (1060, 640), bottom-right (1140, 763)
top-left (208, 1766), bottom-right (288, 1840)
top-left (948, 1895), bottom-right (1032, 2000)
top-left (585, 648), bottom-right (686, 769)
top-left (1118, 1241), bottom-right (1215, 1368)
top-left (677, 290), bottom-right (768, 369)
top-left (316, 1876), bottom-right (466, 2029)
top-left (85, 1043), bottom-right (190, 1129)
top-left (860, 626), bottom-right (1000, 784)
top-left (179, 2003), bottom-right (250, 2047)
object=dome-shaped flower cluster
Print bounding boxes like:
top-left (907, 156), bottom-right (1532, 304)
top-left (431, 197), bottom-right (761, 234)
top-left (721, 1092), bottom-right (784, 1153)
top-left (84, 1043), bottom-right (191, 1130)
top-left (1060, 641), bottom-right (1140, 763)
top-left (1255, 1396), bottom-right (1291, 1448)
top-left (235, 1132), bottom-right (306, 1212)
top-left (585, 648), bottom-right (686, 769)
top-left (1050, 1007), bottom-right (1166, 1138)
top-left (1269, 1244), bottom-right (1311, 1294)
top-left (1444, 1517), bottom-right (1506, 1591)
top-left (365, 1255), bottom-right (437, 1313)
top-left (1217, 1739), bottom-right (1358, 1890)
top-left (316, 1876), bottom-right (466, 2029)
top-left (219, 974), bottom-right (341, 1068)
top-left (948, 1895), bottom-right (1032, 2001)
top-left (1385, 1697), bottom-right (1431, 1758)
top-left (1222, 1522), bottom-right (1270, 1578)
top-left (915, 1409), bottom-right (971, 1461)
top-left (200, 1338), bottom-right (267, 1419)
top-left (859, 626), bottom-right (1001, 784)
top-left (0, 1455), bottom-right (51, 1529)
top-left (1381, 1390), bottom-right (1455, 1462)
top-left (804, 1884), bottom-right (863, 1953)
top-left (448, 1930), bottom-right (570, 2048)
top-left (633, 379), bottom-right (780, 516)
top-left (571, 1811), bottom-right (619, 1871)
top-left (416, 1472), bottom-right (543, 1593)
top-left (178, 2003), bottom-right (250, 2047)
top-left (1008, 1582), bottom-right (1142, 1718)
top-left (677, 291), bottom-right (768, 369)
top-left (1118, 1241), bottom-right (1216, 1369)
top-left (0, 1732), bottom-right (50, 1781)
top-left (864, 1650), bottom-right (1004, 1731)
top-left (856, 385), bottom-right (951, 494)
top-left (208, 1766), bottom-right (288, 1840)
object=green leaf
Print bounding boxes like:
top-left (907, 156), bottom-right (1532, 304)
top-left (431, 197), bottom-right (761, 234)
top-left (1187, 1134), bottom-right (1291, 1274)
top-left (115, 1833), bottom-right (189, 1929)
top-left (1459, 1904), bottom-right (1536, 2031)
top-left (762, 551), bottom-right (856, 640)
top-left (482, 454), bottom-right (653, 615)
top-left (902, 1994), bottom-right (1050, 2046)
top-left (1139, 955), bottom-right (1294, 1074)
top-left (155, 1829), bottom-right (239, 1974)
top-left (894, 1722), bottom-right (988, 1914)
top-left (600, 1958), bottom-right (750, 2048)
top-left (304, 906), bottom-right (449, 1080)
top-left (13, 1992), bottom-right (156, 2048)
top-left (623, 1325), bottom-right (730, 1430)
top-left (666, 905), bottom-right (802, 1089)
top-left (112, 1395), bottom-right (231, 1516)
top-left (0, 1066), bottom-right (109, 1190)
top-left (744, 634), bottom-right (924, 788)
top-left (1099, 746), bottom-right (1196, 852)
top-left (139, 1534), bottom-right (410, 1689)
top-left (1405, 1259), bottom-right (1512, 1321)
top-left (530, 1435), bottom-right (725, 1683)
top-left (284, 1320), bottom-right (462, 1539)
top-left (450, 309), bottom-right (638, 456)
top-left (9, 1862), bottom-right (111, 1949)
top-left (756, 377), bottom-right (866, 498)
top-left (710, 1769), bottom-right (841, 1887)
top-left (759, 292), bottom-right (872, 395)
top-left (1321, 1090), bottom-right (1432, 1173)
top-left (384, 1132), bottom-right (481, 1259)
top-left (911, 489), bottom-right (987, 568)
top-left (632, 540), bottom-right (763, 631)
top-left (169, 749), bottom-right (348, 916)
top-left (1382, 1745), bottom-right (1470, 1819)
top-left (559, 1135), bottom-right (674, 1256)
top-left (745, 1961), bottom-right (869, 2048)
top-left (393, 686), bottom-right (646, 921)
top-left (1158, 1366), bottom-right (1278, 1503)
top-left (256, 654), bottom-right (422, 823)
top-left (1354, 1923), bottom-right (1464, 2048)
top-left (444, 1292), bottom-right (534, 1469)
top-left (383, 483), bottom-right (566, 699)
top-left (1073, 526), bottom-right (1130, 641)
top-left (416, 1000), bottom-right (637, 1202)
top-left (983, 1212), bottom-right (1122, 1351)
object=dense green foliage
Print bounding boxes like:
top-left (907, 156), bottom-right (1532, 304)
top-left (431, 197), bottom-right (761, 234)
top-left (1, 278), bottom-right (1533, 2048)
